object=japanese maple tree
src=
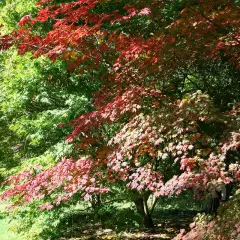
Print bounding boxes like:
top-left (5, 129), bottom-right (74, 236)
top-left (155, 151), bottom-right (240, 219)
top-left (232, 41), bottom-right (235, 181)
top-left (1, 0), bottom-right (240, 230)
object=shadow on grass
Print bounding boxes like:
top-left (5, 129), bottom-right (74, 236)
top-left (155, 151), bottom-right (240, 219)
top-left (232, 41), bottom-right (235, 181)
top-left (57, 206), bottom-right (199, 240)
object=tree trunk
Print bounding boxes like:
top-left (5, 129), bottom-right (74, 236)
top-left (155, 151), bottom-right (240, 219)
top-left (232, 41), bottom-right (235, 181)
top-left (134, 196), bottom-right (154, 228)
top-left (91, 194), bottom-right (102, 210)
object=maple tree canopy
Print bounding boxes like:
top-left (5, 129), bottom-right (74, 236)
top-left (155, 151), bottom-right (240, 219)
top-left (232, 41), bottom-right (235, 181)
top-left (1, 0), bottom-right (240, 224)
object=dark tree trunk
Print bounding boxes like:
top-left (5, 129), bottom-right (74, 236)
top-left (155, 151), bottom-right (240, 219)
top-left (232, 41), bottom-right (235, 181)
top-left (134, 197), bottom-right (154, 228)
top-left (91, 194), bottom-right (102, 210)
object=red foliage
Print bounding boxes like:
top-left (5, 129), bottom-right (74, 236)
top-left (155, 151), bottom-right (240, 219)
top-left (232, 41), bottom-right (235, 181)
top-left (1, 0), bottom-right (240, 211)
top-left (0, 33), bottom-right (13, 51)
top-left (18, 15), bottom-right (32, 25)
top-left (2, 158), bottom-right (108, 208)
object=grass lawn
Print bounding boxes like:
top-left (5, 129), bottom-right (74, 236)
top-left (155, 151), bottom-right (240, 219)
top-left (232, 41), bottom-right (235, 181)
top-left (0, 218), bottom-right (20, 240)
top-left (0, 203), bottom-right (20, 240)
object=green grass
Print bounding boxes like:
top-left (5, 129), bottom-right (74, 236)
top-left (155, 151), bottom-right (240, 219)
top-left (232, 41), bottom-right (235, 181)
top-left (0, 193), bottom-right (203, 240)
top-left (0, 203), bottom-right (21, 240)
top-left (0, 218), bottom-right (20, 240)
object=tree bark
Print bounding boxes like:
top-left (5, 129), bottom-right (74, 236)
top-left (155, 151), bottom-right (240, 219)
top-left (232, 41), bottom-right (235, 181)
top-left (134, 196), bottom-right (154, 228)
top-left (91, 194), bottom-right (102, 210)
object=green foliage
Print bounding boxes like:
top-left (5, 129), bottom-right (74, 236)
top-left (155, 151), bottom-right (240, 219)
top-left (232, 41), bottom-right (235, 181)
top-left (154, 193), bottom-right (202, 213)
top-left (175, 61), bottom-right (240, 110)
top-left (0, 112), bottom-right (18, 169)
top-left (2, 203), bottom-right (71, 240)
top-left (0, 0), bottom-right (38, 33)
top-left (0, 48), bottom-right (95, 238)
top-left (96, 202), bottom-right (141, 232)
top-left (0, 50), bottom-right (91, 160)
top-left (0, 47), bottom-right (95, 240)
